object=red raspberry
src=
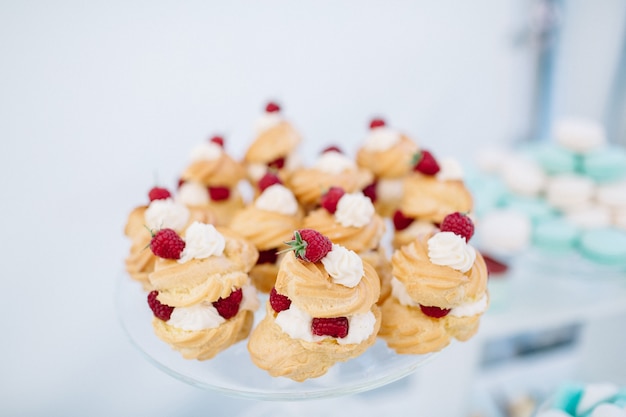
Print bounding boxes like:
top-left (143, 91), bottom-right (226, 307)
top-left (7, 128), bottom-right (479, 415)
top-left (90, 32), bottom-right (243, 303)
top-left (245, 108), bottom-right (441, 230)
top-left (150, 228), bottom-right (186, 260)
top-left (147, 290), bottom-right (174, 321)
top-left (311, 317), bottom-right (349, 338)
top-left (362, 181), bottom-right (377, 203)
top-left (392, 210), bottom-right (414, 231)
top-left (258, 172), bottom-right (283, 192)
top-left (148, 186), bottom-right (172, 202)
top-left (265, 101), bottom-right (281, 113)
top-left (321, 145), bottom-right (343, 154)
top-left (209, 135), bottom-right (224, 147)
top-left (269, 287), bottom-right (292, 312)
top-left (212, 288), bottom-right (243, 319)
top-left (440, 212), bottom-right (475, 242)
top-left (257, 248), bottom-right (278, 264)
top-left (420, 305), bottom-right (450, 318)
top-left (285, 229), bottom-right (332, 263)
top-left (412, 150), bottom-right (440, 175)
top-left (208, 186), bottom-right (230, 201)
top-left (267, 156), bottom-right (285, 170)
top-left (369, 118), bottom-right (386, 129)
top-left (482, 253), bottom-right (508, 275)
top-left (320, 186), bottom-right (345, 214)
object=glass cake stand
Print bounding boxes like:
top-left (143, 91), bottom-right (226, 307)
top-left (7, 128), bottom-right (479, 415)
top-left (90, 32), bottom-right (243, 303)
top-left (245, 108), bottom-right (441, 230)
top-left (116, 275), bottom-right (437, 401)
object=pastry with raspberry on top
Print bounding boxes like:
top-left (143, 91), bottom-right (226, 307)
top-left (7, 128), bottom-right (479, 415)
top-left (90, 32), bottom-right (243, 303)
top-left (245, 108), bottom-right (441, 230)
top-left (147, 222), bottom-right (260, 360)
top-left (247, 229), bottom-right (381, 381)
top-left (380, 213), bottom-right (489, 354)
top-left (179, 135), bottom-right (246, 226)
top-left (228, 173), bottom-right (304, 293)
top-left (355, 118), bottom-right (419, 217)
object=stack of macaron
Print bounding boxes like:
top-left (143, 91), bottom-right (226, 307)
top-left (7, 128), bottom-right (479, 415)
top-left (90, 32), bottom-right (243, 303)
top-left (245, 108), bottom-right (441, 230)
top-left (536, 382), bottom-right (626, 417)
top-left (469, 117), bottom-right (626, 270)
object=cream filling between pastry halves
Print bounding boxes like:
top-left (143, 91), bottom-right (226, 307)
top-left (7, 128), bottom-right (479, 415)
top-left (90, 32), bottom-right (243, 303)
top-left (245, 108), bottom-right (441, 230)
top-left (274, 304), bottom-right (376, 345)
top-left (390, 277), bottom-right (488, 318)
top-left (166, 284), bottom-right (259, 331)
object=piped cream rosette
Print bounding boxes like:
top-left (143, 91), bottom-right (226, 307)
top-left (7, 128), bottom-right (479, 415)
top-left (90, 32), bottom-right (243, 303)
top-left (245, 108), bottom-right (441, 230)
top-left (302, 191), bottom-right (392, 303)
top-left (355, 122), bottom-right (419, 217)
top-left (243, 106), bottom-right (301, 185)
top-left (380, 230), bottom-right (488, 354)
top-left (148, 222), bottom-right (260, 360)
top-left (287, 150), bottom-right (373, 210)
top-left (125, 195), bottom-right (211, 289)
top-left (229, 184), bottom-right (304, 293)
top-left (247, 240), bottom-right (381, 382)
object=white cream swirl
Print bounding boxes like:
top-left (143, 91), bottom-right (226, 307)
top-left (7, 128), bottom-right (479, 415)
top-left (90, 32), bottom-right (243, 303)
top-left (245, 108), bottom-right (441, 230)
top-left (427, 231), bottom-right (476, 273)
top-left (321, 244), bottom-right (364, 287)
top-left (144, 198), bottom-right (190, 231)
top-left (390, 276), bottom-right (418, 307)
top-left (178, 222), bottom-right (225, 263)
top-left (362, 127), bottom-right (401, 152)
top-left (339, 311), bottom-right (376, 345)
top-left (436, 157), bottom-right (464, 181)
top-left (167, 301), bottom-right (225, 330)
top-left (189, 141), bottom-right (223, 162)
top-left (313, 151), bottom-right (356, 174)
top-left (254, 184), bottom-right (298, 215)
top-left (254, 113), bottom-right (283, 134)
top-left (334, 192), bottom-right (375, 228)
top-left (177, 181), bottom-right (210, 206)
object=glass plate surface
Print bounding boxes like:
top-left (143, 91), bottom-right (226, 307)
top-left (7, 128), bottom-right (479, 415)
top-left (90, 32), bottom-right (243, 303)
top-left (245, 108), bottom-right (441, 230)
top-left (117, 275), bottom-right (437, 401)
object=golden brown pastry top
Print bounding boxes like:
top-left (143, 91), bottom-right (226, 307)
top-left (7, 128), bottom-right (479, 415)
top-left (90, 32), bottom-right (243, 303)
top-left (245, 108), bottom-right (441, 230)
top-left (244, 122), bottom-right (301, 164)
top-left (301, 208), bottom-right (385, 253)
top-left (148, 227), bottom-right (259, 307)
top-left (287, 167), bottom-right (373, 208)
top-left (274, 251), bottom-right (380, 317)
top-left (229, 205), bottom-right (303, 251)
top-left (181, 152), bottom-right (245, 187)
top-left (400, 174), bottom-right (473, 224)
top-left (391, 233), bottom-right (487, 309)
top-left (356, 135), bottom-right (418, 178)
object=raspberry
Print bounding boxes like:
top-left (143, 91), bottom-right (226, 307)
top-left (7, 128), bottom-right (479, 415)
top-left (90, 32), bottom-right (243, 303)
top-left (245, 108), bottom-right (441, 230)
top-left (369, 118), bottom-right (386, 129)
top-left (210, 135), bottom-right (224, 147)
top-left (258, 172), bottom-right (283, 192)
top-left (321, 145), bottom-right (343, 154)
top-left (147, 290), bottom-right (174, 321)
top-left (257, 248), bottom-right (278, 264)
top-left (148, 186), bottom-right (171, 202)
top-left (285, 229), bottom-right (332, 263)
top-left (420, 305), bottom-right (450, 319)
top-left (362, 181), bottom-right (377, 203)
top-left (208, 186), bottom-right (230, 201)
top-left (311, 317), bottom-right (349, 338)
top-left (150, 228), bottom-right (186, 260)
top-left (267, 156), bottom-right (285, 170)
top-left (269, 287), bottom-right (292, 312)
top-left (440, 212), bottom-right (475, 242)
top-left (392, 210), bottom-right (414, 231)
top-left (412, 150), bottom-right (440, 175)
top-left (212, 288), bottom-right (243, 319)
top-left (320, 186), bottom-right (345, 214)
top-left (482, 253), bottom-right (508, 275)
top-left (265, 101), bottom-right (281, 113)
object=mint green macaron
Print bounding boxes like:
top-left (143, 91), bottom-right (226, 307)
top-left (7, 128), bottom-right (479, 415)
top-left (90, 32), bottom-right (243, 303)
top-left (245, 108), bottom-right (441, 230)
top-left (532, 218), bottom-right (580, 253)
top-left (578, 228), bottom-right (626, 266)
top-left (581, 146), bottom-right (626, 183)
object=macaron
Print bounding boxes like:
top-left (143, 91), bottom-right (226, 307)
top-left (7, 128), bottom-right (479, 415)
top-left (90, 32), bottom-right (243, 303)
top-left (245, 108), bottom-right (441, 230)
top-left (503, 195), bottom-right (558, 224)
top-left (546, 174), bottom-right (595, 212)
top-left (578, 228), bottom-right (626, 266)
top-left (581, 146), bottom-right (626, 183)
top-left (554, 118), bottom-right (606, 154)
top-left (596, 180), bottom-right (626, 210)
top-left (532, 143), bottom-right (578, 175)
top-left (532, 218), bottom-right (580, 254)
top-left (477, 208), bottom-right (532, 256)
top-left (565, 205), bottom-right (612, 229)
top-left (501, 156), bottom-right (547, 197)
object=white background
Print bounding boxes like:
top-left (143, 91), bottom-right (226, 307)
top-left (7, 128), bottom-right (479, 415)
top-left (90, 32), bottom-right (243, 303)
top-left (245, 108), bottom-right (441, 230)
top-left (1, 1), bottom-right (624, 416)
